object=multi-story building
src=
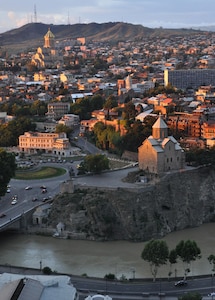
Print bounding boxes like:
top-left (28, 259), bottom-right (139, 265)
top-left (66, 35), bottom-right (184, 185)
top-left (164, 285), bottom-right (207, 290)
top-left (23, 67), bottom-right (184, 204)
top-left (46, 102), bottom-right (70, 119)
top-left (201, 120), bottom-right (215, 139)
top-left (164, 69), bottom-right (215, 90)
top-left (167, 113), bottom-right (202, 138)
top-left (19, 132), bottom-right (74, 157)
top-left (58, 114), bottom-right (80, 127)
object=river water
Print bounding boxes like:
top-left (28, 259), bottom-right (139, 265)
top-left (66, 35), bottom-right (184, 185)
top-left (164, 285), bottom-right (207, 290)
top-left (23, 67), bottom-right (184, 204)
top-left (0, 223), bottom-right (215, 279)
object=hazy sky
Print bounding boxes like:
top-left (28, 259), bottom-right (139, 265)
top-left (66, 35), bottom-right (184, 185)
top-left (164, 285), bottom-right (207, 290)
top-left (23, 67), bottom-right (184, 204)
top-left (0, 0), bottom-right (215, 33)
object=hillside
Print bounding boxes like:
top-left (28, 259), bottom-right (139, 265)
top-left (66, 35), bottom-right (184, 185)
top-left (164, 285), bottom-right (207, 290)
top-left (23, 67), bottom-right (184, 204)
top-left (46, 166), bottom-right (215, 242)
top-left (0, 22), bottom-right (205, 52)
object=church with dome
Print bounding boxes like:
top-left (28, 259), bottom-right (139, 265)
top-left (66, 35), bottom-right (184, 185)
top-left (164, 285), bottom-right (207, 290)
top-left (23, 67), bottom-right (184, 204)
top-left (31, 28), bottom-right (62, 68)
top-left (138, 116), bottom-right (185, 175)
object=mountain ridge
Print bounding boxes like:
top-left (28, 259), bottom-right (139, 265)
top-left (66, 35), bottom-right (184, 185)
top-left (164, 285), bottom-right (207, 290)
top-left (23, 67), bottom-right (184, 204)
top-left (0, 22), bottom-right (207, 51)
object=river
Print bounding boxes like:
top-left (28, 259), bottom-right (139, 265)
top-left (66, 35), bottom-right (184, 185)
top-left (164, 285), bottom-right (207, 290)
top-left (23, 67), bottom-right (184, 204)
top-left (0, 223), bottom-right (215, 279)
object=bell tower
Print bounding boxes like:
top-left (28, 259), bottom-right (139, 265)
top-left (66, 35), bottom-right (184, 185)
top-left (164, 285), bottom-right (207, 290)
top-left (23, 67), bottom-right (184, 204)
top-left (44, 28), bottom-right (55, 48)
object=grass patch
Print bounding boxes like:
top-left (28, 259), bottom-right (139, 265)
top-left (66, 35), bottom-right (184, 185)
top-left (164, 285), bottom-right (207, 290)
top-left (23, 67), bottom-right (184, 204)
top-left (15, 167), bottom-right (66, 180)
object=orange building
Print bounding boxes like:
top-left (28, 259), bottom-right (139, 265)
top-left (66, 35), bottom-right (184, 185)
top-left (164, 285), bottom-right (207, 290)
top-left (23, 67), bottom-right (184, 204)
top-left (201, 121), bottom-right (215, 139)
top-left (19, 132), bottom-right (73, 156)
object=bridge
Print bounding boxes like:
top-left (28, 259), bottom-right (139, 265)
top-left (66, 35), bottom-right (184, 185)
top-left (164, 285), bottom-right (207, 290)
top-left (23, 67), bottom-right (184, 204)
top-left (0, 206), bottom-right (39, 232)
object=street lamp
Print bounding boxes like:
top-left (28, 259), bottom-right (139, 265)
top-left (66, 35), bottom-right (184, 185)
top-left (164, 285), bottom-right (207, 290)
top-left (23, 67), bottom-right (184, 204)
top-left (131, 267), bottom-right (135, 279)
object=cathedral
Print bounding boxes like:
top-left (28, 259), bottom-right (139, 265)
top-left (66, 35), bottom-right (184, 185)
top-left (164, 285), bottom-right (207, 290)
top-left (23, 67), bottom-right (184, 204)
top-left (138, 116), bottom-right (185, 174)
top-left (31, 28), bottom-right (62, 68)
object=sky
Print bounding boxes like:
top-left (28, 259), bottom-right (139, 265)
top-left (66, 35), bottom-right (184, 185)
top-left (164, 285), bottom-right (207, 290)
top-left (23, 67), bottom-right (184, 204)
top-left (0, 0), bottom-right (215, 34)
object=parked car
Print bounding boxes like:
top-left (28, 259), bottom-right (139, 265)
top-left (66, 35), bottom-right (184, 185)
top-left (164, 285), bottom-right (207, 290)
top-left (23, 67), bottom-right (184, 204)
top-left (0, 213), bottom-right (6, 218)
top-left (32, 197), bottom-right (38, 202)
top-left (174, 280), bottom-right (187, 287)
top-left (40, 185), bottom-right (46, 189)
top-left (41, 189), bottom-right (47, 194)
top-left (208, 292), bottom-right (215, 297)
top-left (42, 197), bottom-right (49, 202)
top-left (25, 186), bottom-right (32, 190)
top-left (7, 188), bottom-right (10, 193)
top-left (11, 199), bottom-right (17, 205)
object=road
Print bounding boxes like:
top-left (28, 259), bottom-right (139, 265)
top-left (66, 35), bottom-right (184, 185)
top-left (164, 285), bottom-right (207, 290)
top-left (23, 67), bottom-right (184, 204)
top-left (71, 275), bottom-right (215, 300)
top-left (0, 263), bottom-right (214, 300)
top-left (0, 161), bottom-right (71, 225)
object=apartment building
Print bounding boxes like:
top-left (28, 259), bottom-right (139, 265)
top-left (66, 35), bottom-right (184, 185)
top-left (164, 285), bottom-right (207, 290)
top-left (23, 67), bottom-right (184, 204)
top-left (19, 131), bottom-right (73, 156)
top-left (58, 114), bottom-right (80, 127)
top-left (46, 102), bottom-right (70, 119)
top-left (167, 114), bottom-right (202, 138)
top-left (164, 69), bottom-right (215, 90)
top-left (201, 120), bottom-right (215, 139)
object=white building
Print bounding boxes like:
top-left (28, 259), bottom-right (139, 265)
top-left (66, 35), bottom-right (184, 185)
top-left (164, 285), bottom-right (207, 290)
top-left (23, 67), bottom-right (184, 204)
top-left (0, 273), bottom-right (79, 300)
top-left (58, 114), bottom-right (80, 127)
top-left (85, 294), bottom-right (112, 300)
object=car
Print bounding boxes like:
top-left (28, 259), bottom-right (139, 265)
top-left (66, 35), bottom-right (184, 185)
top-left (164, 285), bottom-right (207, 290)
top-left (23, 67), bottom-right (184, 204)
top-left (11, 199), bottom-right (17, 205)
top-left (32, 197), bottom-right (38, 202)
top-left (0, 213), bottom-right (6, 218)
top-left (40, 185), bottom-right (46, 189)
top-left (208, 292), bottom-right (215, 297)
top-left (25, 186), bottom-right (32, 190)
top-left (42, 197), bottom-right (49, 202)
top-left (41, 189), bottom-right (47, 194)
top-left (7, 188), bottom-right (11, 193)
top-left (174, 280), bottom-right (187, 287)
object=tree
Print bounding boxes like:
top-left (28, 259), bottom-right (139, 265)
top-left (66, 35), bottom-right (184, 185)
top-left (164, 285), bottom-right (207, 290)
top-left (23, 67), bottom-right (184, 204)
top-left (0, 148), bottom-right (16, 196)
top-left (80, 154), bottom-right (109, 174)
top-left (168, 249), bottom-right (178, 279)
top-left (55, 124), bottom-right (72, 136)
top-left (175, 240), bottom-right (201, 279)
top-left (208, 254), bottom-right (215, 273)
top-left (103, 95), bottom-right (118, 110)
top-left (141, 239), bottom-right (169, 281)
top-left (42, 266), bottom-right (52, 275)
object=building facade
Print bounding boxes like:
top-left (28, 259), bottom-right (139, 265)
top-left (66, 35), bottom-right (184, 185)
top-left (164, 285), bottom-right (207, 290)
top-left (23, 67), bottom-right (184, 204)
top-left (46, 102), bottom-right (70, 119)
top-left (164, 69), bottom-right (215, 90)
top-left (19, 131), bottom-right (74, 156)
top-left (138, 116), bottom-right (185, 174)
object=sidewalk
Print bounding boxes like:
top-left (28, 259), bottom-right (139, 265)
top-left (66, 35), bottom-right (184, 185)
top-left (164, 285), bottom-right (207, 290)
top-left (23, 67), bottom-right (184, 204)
top-left (0, 264), bottom-right (42, 275)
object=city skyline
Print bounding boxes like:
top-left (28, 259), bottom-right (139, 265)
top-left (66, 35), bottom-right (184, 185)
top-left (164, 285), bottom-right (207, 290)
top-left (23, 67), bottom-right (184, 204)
top-left (1, 0), bottom-right (215, 34)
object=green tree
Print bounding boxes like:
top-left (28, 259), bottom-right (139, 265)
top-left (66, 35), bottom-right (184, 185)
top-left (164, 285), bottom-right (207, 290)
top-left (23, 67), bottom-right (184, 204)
top-left (42, 266), bottom-right (52, 275)
top-left (141, 239), bottom-right (169, 281)
top-left (178, 292), bottom-right (202, 300)
top-left (81, 154), bottom-right (109, 174)
top-left (168, 249), bottom-right (178, 279)
top-left (103, 95), bottom-right (118, 110)
top-left (0, 148), bottom-right (16, 196)
top-left (122, 101), bottom-right (136, 122)
top-left (55, 124), bottom-right (72, 136)
top-left (208, 254), bottom-right (215, 273)
top-left (175, 240), bottom-right (201, 279)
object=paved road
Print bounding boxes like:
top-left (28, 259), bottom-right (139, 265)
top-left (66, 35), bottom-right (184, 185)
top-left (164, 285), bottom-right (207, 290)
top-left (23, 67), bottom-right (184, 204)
top-left (0, 162), bottom-right (71, 225)
top-left (72, 166), bottom-right (139, 189)
top-left (0, 264), bottom-right (214, 300)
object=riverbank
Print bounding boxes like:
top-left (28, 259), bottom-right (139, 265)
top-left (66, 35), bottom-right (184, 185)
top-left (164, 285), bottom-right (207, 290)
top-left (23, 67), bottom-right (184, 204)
top-left (0, 264), bottom-right (212, 283)
top-left (1, 223), bottom-right (215, 279)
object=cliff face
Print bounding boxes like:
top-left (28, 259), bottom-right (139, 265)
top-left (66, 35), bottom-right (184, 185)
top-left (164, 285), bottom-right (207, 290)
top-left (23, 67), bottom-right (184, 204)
top-left (48, 166), bottom-right (215, 241)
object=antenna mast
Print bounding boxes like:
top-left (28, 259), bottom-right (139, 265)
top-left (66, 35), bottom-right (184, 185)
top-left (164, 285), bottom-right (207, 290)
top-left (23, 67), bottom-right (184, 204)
top-left (34, 4), bottom-right (37, 23)
top-left (68, 11), bottom-right (70, 25)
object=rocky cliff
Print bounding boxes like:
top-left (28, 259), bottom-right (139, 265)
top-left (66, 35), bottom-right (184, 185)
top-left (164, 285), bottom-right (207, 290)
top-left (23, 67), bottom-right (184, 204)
top-left (47, 166), bottom-right (215, 241)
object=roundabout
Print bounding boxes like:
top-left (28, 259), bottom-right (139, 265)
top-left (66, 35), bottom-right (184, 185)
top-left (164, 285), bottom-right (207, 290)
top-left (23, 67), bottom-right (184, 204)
top-left (15, 166), bottom-right (67, 180)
